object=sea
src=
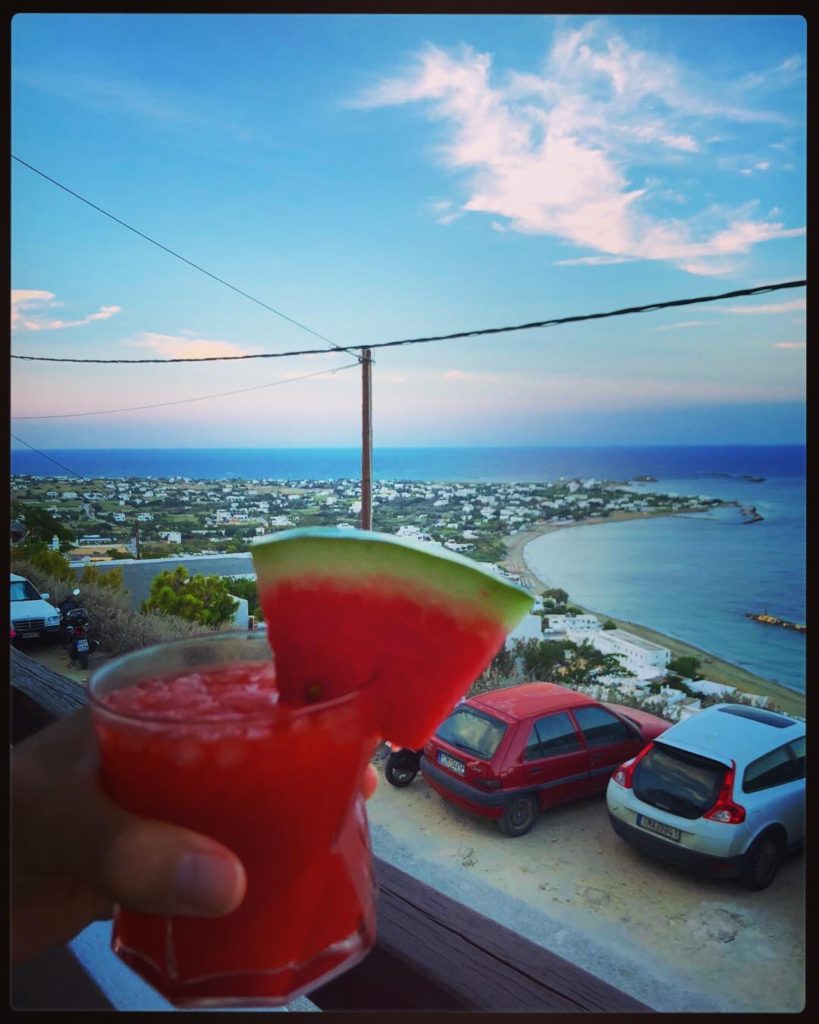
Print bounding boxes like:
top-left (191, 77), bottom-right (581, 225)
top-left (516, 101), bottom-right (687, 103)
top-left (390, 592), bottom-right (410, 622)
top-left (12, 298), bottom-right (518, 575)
top-left (11, 445), bottom-right (805, 694)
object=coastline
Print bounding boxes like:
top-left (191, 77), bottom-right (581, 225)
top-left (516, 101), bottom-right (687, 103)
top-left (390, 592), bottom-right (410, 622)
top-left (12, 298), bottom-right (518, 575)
top-left (500, 513), bottom-right (806, 720)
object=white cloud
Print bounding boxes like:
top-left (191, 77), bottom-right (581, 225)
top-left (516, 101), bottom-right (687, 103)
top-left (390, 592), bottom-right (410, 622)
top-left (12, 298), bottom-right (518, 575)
top-left (555, 255), bottom-right (635, 266)
top-left (132, 332), bottom-right (252, 360)
top-left (350, 23), bottom-right (804, 275)
top-left (656, 320), bottom-right (710, 331)
top-left (443, 368), bottom-right (500, 382)
top-left (11, 289), bottom-right (121, 331)
top-left (717, 298), bottom-right (806, 315)
top-left (772, 341), bottom-right (805, 349)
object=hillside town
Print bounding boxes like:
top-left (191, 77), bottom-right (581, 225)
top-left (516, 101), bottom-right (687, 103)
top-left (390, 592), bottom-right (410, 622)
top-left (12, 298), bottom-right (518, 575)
top-left (11, 473), bottom-right (727, 563)
top-left (11, 471), bottom-right (772, 721)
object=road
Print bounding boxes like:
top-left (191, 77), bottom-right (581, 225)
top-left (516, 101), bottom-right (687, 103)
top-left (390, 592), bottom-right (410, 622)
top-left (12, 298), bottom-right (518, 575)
top-left (366, 757), bottom-right (805, 1013)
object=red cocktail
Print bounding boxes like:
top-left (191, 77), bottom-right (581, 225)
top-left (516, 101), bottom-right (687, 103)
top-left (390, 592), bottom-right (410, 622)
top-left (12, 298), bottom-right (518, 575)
top-left (89, 633), bottom-right (378, 1007)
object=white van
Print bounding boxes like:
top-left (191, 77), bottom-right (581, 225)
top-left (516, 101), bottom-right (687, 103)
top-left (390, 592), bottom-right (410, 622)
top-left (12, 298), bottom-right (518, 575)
top-left (10, 573), bottom-right (62, 642)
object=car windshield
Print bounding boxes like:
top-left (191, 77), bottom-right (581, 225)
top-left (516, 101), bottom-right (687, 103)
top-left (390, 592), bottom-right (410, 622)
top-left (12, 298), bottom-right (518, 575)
top-left (633, 742), bottom-right (727, 820)
top-left (10, 580), bottom-right (41, 602)
top-left (436, 707), bottom-right (507, 760)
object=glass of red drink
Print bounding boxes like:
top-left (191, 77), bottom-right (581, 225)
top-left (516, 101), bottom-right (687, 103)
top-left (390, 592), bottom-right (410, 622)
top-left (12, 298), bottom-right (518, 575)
top-left (88, 632), bottom-right (378, 1008)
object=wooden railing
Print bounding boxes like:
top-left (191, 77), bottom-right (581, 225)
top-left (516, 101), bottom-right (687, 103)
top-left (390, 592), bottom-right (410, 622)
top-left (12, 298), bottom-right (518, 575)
top-left (10, 647), bottom-right (650, 1013)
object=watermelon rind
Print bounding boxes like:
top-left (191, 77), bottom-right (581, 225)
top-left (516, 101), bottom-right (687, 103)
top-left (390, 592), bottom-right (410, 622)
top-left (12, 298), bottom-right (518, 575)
top-left (250, 527), bottom-right (533, 630)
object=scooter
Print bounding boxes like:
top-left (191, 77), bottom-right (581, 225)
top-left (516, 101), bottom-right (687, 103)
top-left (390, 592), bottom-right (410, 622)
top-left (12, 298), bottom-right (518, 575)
top-left (60, 591), bottom-right (100, 670)
top-left (384, 744), bottom-right (423, 788)
top-left (383, 697), bottom-right (468, 788)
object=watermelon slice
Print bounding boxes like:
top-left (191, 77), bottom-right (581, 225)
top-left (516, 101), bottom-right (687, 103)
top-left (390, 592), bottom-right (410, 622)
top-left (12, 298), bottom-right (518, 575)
top-left (251, 527), bottom-right (533, 748)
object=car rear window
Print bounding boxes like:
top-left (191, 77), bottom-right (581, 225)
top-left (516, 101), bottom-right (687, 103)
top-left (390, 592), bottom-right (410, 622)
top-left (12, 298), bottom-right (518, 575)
top-left (435, 707), bottom-right (508, 760)
top-left (633, 742), bottom-right (727, 819)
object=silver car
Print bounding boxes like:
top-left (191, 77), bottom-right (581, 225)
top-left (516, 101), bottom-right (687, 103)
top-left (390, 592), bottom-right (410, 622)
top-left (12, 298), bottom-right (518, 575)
top-left (606, 703), bottom-right (805, 890)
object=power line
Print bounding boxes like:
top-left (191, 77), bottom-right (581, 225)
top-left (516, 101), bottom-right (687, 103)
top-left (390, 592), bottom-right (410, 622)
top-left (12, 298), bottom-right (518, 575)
top-left (11, 279), bottom-right (806, 365)
top-left (10, 434), bottom-right (86, 479)
top-left (11, 361), bottom-right (360, 420)
top-left (11, 154), bottom-right (360, 359)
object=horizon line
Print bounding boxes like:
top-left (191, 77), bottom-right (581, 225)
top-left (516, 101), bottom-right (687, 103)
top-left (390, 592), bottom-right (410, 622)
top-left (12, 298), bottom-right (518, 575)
top-left (11, 442), bottom-right (807, 453)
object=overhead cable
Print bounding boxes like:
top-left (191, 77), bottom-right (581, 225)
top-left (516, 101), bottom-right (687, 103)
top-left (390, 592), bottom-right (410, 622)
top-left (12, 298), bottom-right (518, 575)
top-left (11, 361), bottom-right (360, 420)
top-left (11, 154), bottom-right (359, 358)
top-left (11, 279), bottom-right (806, 365)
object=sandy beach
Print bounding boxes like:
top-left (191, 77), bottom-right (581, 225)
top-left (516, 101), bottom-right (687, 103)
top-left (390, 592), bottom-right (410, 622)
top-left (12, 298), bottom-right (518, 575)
top-left (500, 513), bottom-right (806, 719)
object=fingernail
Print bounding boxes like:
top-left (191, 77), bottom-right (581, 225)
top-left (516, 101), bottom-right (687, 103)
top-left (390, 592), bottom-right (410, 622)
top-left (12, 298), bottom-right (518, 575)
top-left (174, 851), bottom-right (244, 915)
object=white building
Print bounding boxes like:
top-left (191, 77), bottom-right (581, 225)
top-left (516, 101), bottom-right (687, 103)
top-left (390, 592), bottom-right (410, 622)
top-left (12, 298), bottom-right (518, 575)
top-left (543, 613), bottom-right (602, 634)
top-left (588, 629), bottom-right (670, 678)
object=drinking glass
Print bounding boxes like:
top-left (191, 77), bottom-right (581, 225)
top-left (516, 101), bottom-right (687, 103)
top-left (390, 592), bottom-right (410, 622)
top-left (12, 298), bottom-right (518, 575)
top-left (88, 632), bottom-right (378, 1007)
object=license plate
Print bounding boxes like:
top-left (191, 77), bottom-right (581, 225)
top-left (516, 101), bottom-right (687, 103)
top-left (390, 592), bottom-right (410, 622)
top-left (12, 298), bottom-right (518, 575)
top-left (438, 751), bottom-right (465, 776)
top-left (75, 639), bottom-right (90, 652)
top-left (637, 814), bottom-right (681, 842)
top-left (22, 631), bottom-right (39, 639)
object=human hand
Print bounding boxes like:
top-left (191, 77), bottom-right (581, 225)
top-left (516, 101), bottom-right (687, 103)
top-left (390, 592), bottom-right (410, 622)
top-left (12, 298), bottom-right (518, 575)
top-left (11, 707), bottom-right (378, 963)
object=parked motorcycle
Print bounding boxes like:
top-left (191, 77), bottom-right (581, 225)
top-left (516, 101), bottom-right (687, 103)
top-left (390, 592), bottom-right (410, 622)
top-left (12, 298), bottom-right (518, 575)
top-left (59, 590), bottom-right (99, 670)
top-left (383, 697), bottom-right (467, 788)
top-left (384, 744), bottom-right (423, 788)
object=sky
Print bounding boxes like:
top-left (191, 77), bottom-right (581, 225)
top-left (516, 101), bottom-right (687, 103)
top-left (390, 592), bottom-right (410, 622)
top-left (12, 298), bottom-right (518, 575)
top-left (10, 13), bottom-right (806, 449)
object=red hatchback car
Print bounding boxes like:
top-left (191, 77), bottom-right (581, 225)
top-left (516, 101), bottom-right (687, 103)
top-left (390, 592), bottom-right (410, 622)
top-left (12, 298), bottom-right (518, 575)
top-left (421, 682), bottom-right (669, 837)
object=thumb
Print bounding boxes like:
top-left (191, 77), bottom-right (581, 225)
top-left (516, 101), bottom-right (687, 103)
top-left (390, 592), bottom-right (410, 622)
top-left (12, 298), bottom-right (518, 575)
top-left (92, 807), bottom-right (247, 917)
top-left (13, 708), bottom-right (246, 919)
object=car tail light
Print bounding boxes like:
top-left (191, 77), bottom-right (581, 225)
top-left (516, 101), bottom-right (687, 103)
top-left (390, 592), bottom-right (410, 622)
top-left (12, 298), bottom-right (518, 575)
top-left (611, 742), bottom-right (654, 789)
top-left (473, 777), bottom-right (502, 791)
top-left (704, 761), bottom-right (746, 824)
top-left (465, 759), bottom-right (501, 790)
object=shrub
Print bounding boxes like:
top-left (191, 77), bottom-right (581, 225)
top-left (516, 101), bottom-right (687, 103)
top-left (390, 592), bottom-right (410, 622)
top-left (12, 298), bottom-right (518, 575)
top-left (9, 558), bottom-right (68, 600)
top-left (11, 546), bottom-right (74, 583)
top-left (76, 581), bottom-right (223, 656)
top-left (79, 564), bottom-right (124, 590)
top-left (142, 566), bottom-right (239, 627)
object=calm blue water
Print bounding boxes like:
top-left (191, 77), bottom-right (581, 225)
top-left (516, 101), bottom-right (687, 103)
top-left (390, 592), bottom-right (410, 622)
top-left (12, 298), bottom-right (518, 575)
top-left (11, 445), bottom-right (805, 693)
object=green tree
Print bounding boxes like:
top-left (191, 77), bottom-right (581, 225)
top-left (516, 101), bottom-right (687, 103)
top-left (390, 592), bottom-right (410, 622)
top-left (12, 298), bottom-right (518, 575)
top-left (602, 618), bottom-right (618, 630)
top-left (224, 576), bottom-right (261, 618)
top-left (11, 501), bottom-right (75, 550)
top-left (518, 638), bottom-right (572, 681)
top-left (541, 587), bottom-right (569, 608)
top-left (142, 567), bottom-right (239, 627)
top-left (560, 639), bottom-right (634, 688)
top-left (13, 545), bottom-right (74, 583)
top-left (667, 655), bottom-right (702, 680)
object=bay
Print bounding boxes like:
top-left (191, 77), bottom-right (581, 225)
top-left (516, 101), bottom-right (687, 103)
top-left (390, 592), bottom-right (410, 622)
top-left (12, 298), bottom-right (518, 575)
top-left (11, 444), bottom-right (805, 693)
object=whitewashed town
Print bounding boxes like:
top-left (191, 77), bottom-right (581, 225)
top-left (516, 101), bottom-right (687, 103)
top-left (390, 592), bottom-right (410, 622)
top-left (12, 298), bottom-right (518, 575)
top-left (11, 471), bottom-right (774, 721)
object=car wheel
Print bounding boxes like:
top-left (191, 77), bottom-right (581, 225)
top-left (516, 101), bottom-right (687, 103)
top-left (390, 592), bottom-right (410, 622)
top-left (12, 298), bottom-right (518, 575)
top-left (385, 762), bottom-right (418, 788)
top-left (78, 651), bottom-right (89, 670)
top-left (739, 833), bottom-right (781, 891)
top-left (498, 794), bottom-right (538, 837)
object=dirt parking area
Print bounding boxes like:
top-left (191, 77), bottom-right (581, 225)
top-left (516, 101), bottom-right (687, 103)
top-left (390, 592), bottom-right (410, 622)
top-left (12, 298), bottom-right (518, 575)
top-left (367, 759), bottom-right (805, 1013)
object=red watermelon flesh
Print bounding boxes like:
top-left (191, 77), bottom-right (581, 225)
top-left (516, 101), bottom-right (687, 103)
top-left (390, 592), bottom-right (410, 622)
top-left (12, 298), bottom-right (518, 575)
top-left (251, 528), bottom-right (533, 748)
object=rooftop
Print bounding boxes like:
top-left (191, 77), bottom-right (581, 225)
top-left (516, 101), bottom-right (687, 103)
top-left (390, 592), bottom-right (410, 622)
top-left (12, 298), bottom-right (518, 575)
top-left (473, 681), bottom-right (594, 719)
top-left (606, 629), bottom-right (668, 653)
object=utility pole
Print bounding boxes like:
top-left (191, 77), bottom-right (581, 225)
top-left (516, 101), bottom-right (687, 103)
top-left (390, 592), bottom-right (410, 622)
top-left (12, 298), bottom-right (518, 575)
top-left (134, 521), bottom-right (141, 560)
top-left (360, 348), bottom-right (373, 530)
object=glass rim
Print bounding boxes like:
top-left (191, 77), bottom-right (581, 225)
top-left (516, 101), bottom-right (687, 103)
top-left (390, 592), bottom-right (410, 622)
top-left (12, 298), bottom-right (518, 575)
top-left (88, 630), bottom-right (360, 727)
